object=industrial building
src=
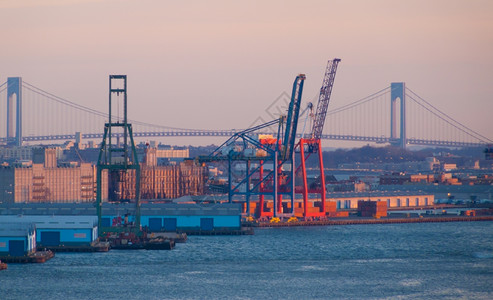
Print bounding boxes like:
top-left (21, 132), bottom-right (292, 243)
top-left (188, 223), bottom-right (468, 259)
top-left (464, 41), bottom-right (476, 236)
top-left (0, 202), bottom-right (242, 233)
top-left (0, 222), bottom-right (37, 257)
top-left (0, 148), bottom-right (103, 203)
top-left (0, 147), bottom-right (207, 204)
top-left (0, 145), bottom-right (35, 161)
top-left (140, 147), bottom-right (207, 200)
top-left (0, 216), bottom-right (98, 248)
top-left (239, 191), bottom-right (434, 217)
top-left (104, 203), bottom-right (241, 232)
top-left (327, 191), bottom-right (434, 209)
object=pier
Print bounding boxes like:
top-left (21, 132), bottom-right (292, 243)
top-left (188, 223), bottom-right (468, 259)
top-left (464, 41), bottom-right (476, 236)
top-left (255, 215), bottom-right (493, 228)
top-left (0, 250), bottom-right (54, 264)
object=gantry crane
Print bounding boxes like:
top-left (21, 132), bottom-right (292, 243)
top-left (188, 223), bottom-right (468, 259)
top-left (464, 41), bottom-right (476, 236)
top-left (199, 74), bottom-right (307, 218)
top-left (282, 74), bottom-right (306, 161)
top-left (296, 58), bottom-right (341, 218)
top-left (96, 75), bottom-right (141, 236)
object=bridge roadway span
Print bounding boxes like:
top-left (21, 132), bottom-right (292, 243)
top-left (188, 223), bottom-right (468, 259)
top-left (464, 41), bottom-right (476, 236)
top-left (0, 130), bottom-right (485, 148)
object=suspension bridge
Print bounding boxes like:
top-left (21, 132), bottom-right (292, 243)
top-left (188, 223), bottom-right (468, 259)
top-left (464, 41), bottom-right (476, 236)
top-left (0, 77), bottom-right (490, 148)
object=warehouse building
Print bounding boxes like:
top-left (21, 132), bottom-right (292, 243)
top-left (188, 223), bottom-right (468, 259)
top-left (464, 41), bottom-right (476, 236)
top-left (103, 203), bottom-right (241, 232)
top-left (0, 202), bottom-right (242, 233)
top-left (0, 216), bottom-right (98, 248)
top-left (327, 191), bottom-right (434, 209)
top-left (0, 222), bottom-right (37, 257)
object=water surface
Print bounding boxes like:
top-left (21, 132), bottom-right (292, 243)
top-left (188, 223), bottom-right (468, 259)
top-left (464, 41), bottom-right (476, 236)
top-left (1, 222), bottom-right (492, 299)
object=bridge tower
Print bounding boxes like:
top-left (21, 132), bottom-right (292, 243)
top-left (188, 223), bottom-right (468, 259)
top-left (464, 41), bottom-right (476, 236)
top-left (6, 77), bottom-right (22, 146)
top-left (390, 82), bottom-right (406, 148)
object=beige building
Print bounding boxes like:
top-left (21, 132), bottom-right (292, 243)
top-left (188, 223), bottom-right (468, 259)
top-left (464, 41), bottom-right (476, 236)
top-left (140, 148), bottom-right (207, 199)
top-left (0, 147), bottom-right (206, 204)
top-left (326, 191), bottom-right (434, 209)
top-left (156, 148), bottom-right (189, 159)
top-left (0, 150), bottom-right (106, 203)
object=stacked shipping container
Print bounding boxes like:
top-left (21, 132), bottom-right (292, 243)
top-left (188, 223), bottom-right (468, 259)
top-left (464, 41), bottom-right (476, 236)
top-left (357, 200), bottom-right (388, 218)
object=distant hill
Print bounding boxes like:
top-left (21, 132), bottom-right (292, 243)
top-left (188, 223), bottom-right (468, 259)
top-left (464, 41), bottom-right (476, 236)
top-left (320, 145), bottom-right (487, 169)
top-left (185, 144), bottom-right (488, 169)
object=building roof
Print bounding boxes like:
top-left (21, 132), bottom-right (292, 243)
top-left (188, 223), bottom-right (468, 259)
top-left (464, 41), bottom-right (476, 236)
top-left (0, 202), bottom-right (242, 217)
top-left (0, 222), bottom-right (36, 236)
top-left (0, 216), bottom-right (97, 229)
top-left (326, 190), bottom-right (433, 199)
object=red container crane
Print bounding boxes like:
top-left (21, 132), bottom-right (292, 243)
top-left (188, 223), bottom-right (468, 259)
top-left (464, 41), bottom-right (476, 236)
top-left (296, 58), bottom-right (341, 218)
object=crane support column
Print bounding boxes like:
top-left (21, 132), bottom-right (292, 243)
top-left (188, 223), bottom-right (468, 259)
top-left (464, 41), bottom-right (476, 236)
top-left (299, 139), bottom-right (309, 217)
top-left (317, 139), bottom-right (326, 214)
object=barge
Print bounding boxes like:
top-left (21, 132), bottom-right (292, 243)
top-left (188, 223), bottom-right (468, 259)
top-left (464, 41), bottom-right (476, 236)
top-left (38, 240), bottom-right (110, 252)
top-left (0, 260), bottom-right (7, 270)
top-left (101, 231), bottom-right (176, 250)
top-left (1, 250), bottom-right (54, 264)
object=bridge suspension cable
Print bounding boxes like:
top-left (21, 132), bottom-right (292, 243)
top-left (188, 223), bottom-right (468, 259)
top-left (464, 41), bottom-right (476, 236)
top-left (323, 86), bottom-right (391, 141)
top-left (406, 87), bottom-right (492, 144)
top-left (326, 86), bottom-right (390, 115)
top-left (1, 79), bottom-right (490, 147)
top-left (22, 81), bottom-right (228, 133)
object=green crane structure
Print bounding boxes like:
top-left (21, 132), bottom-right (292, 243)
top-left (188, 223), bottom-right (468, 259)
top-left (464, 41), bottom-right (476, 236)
top-left (96, 75), bottom-right (141, 236)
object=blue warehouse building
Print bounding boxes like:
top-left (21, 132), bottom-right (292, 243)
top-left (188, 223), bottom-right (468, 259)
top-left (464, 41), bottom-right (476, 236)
top-left (0, 202), bottom-right (243, 235)
top-left (37, 219), bottom-right (97, 247)
top-left (102, 203), bottom-right (242, 232)
top-left (0, 216), bottom-right (98, 248)
top-left (0, 222), bottom-right (37, 257)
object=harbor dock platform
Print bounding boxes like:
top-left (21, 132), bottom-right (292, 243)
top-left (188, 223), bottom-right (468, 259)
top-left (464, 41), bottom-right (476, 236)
top-left (0, 250), bottom-right (54, 263)
top-left (254, 215), bottom-right (493, 228)
top-left (38, 241), bottom-right (110, 252)
top-left (182, 227), bottom-right (254, 235)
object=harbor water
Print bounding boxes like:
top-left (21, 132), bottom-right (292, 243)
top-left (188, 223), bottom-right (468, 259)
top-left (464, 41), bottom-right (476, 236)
top-left (1, 222), bottom-right (492, 299)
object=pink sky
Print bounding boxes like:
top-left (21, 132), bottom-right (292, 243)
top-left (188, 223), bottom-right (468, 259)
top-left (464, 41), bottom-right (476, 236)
top-left (1, 0), bottom-right (492, 147)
